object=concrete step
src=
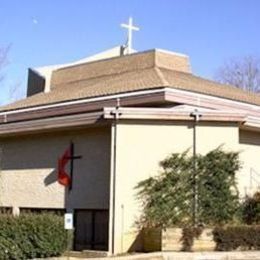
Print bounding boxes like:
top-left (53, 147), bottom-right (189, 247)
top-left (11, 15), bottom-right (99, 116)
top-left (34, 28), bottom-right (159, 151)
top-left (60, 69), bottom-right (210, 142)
top-left (63, 250), bottom-right (108, 258)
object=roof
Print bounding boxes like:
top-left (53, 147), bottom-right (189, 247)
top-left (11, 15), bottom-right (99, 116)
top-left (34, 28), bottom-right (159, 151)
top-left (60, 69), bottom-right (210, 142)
top-left (32, 45), bottom-right (134, 93)
top-left (1, 49), bottom-right (260, 112)
top-left (35, 45), bottom-right (135, 78)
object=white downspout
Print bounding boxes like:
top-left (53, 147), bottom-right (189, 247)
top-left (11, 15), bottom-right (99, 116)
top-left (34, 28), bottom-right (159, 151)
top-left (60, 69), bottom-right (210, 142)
top-left (108, 99), bottom-right (121, 255)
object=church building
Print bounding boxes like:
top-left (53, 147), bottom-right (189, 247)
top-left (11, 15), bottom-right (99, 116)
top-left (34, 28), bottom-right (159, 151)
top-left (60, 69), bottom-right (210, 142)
top-left (0, 21), bottom-right (260, 254)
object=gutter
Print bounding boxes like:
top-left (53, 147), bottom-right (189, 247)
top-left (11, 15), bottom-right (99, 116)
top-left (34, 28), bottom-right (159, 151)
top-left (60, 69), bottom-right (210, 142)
top-left (3, 86), bottom-right (260, 124)
top-left (242, 116), bottom-right (260, 131)
top-left (0, 88), bottom-right (166, 116)
top-left (109, 99), bottom-right (121, 255)
top-left (0, 111), bottom-right (104, 136)
top-left (0, 88), bottom-right (166, 124)
top-left (2, 85), bottom-right (260, 125)
top-left (0, 106), bottom-right (252, 137)
top-left (104, 107), bottom-right (246, 122)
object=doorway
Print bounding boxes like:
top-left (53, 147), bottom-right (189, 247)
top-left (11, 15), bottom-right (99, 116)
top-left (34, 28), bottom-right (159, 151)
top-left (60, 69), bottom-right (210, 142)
top-left (74, 209), bottom-right (109, 251)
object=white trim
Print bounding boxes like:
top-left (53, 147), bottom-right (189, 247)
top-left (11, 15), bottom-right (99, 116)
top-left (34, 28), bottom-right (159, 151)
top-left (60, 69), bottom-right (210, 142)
top-left (2, 86), bottom-right (260, 117)
top-left (104, 106), bottom-right (244, 115)
top-left (243, 122), bottom-right (260, 129)
top-left (108, 123), bottom-right (115, 256)
top-left (246, 116), bottom-right (260, 122)
top-left (103, 107), bottom-right (246, 122)
top-left (165, 88), bottom-right (260, 111)
top-left (244, 116), bottom-right (260, 128)
top-left (0, 111), bottom-right (103, 135)
top-left (154, 48), bottom-right (189, 58)
top-left (0, 88), bottom-right (165, 116)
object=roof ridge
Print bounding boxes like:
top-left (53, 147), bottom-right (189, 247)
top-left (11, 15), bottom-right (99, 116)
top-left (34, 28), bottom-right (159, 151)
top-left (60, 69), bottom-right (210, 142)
top-left (154, 67), bottom-right (170, 86)
top-left (53, 49), bottom-right (156, 73)
top-left (161, 67), bottom-right (259, 98)
top-left (52, 66), bottom-right (156, 88)
top-left (159, 67), bottom-right (260, 105)
top-left (50, 51), bottom-right (157, 87)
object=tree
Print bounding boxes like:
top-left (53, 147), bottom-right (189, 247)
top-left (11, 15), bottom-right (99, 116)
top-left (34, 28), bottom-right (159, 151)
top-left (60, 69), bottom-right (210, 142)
top-left (136, 151), bottom-right (194, 228)
top-left (197, 148), bottom-right (240, 225)
top-left (241, 191), bottom-right (260, 224)
top-left (215, 56), bottom-right (260, 93)
top-left (0, 45), bottom-right (9, 84)
top-left (136, 148), bottom-right (240, 228)
top-left (0, 45), bottom-right (23, 104)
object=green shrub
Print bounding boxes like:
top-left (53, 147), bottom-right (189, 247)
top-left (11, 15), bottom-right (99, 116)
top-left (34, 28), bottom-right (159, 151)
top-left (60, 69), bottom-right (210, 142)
top-left (136, 151), bottom-right (194, 227)
top-left (136, 148), bottom-right (240, 227)
top-left (197, 148), bottom-right (240, 225)
top-left (0, 237), bottom-right (23, 260)
top-left (213, 225), bottom-right (260, 251)
top-left (181, 226), bottom-right (203, 251)
top-left (0, 213), bottom-right (67, 259)
top-left (241, 191), bottom-right (260, 224)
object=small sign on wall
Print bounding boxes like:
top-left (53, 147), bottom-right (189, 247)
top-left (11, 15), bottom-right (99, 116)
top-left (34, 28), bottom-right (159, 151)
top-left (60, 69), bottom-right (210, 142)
top-left (64, 213), bottom-right (74, 230)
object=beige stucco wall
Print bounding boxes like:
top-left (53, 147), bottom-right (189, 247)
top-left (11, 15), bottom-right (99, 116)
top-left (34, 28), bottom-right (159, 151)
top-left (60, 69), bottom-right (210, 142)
top-left (1, 119), bottom-right (260, 255)
top-left (238, 129), bottom-right (260, 195)
top-left (0, 127), bottom-right (111, 210)
top-left (113, 121), bottom-right (239, 254)
top-left (143, 228), bottom-right (215, 252)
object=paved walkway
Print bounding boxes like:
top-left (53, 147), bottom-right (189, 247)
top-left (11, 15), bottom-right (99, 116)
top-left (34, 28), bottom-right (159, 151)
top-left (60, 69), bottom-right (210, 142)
top-left (162, 251), bottom-right (260, 260)
top-left (48, 251), bottom-right (260, 260)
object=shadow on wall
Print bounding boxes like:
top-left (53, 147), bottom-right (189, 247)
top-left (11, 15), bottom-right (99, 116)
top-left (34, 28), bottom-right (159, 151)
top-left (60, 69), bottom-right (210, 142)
top-left (1, 127), bottom-right (112, 252)
top-left (239, 129), bottom-right (260, 146)
top-left (44, 170), bottom-right (57, 186)
top-left (1, 133), bottom-right (65, 170)
top-left (127, 230), bottom-right (144, 252)
top-left (0, 128), bottom-right (111, 211)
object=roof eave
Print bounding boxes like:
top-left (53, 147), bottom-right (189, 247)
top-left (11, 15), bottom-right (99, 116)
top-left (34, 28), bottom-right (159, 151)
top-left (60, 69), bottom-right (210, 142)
top-left (0, 111), bottom-right (105, 137)
top-left (0, 88), bottom-right (167, 124)
top-left (104, 107), bottom-right (246, 123)
top-left (2, 87), bottom-right (260, 135)
top-left (0, 106), bottom-right (246, 137)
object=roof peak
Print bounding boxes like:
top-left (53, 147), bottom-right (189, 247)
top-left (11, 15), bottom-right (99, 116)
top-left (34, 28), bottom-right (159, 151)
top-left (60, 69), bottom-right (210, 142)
top-left (34, 48), bottom-right (188, 76)
top-left (27, 48), bottom-right (192, 97)
top-left (49, 49), bottom-right (191, 86)
top-left (153, 48), bottom-right (189, 58)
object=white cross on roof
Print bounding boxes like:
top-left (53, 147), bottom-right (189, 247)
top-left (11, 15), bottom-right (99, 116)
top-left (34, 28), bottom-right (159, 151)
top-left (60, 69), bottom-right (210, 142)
top-left (121, 17), bottom-right (140, 54)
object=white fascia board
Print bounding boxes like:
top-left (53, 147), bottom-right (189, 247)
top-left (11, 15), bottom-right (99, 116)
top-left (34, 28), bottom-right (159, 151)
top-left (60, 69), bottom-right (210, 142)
top-left (243, 122), bottom-right (260, 129)
top-left (165, 88), bottom-right (260, 112)
top-left (104, 106), bottom-right (243, 115)
top-left (0, 88), bottom-right (165, 116)
top-left (0, 111), bottom-right (104, 135)
top-left (2, 86), bottom-right (260, 117)
top-left (103, 107), bottom-right (246, 122)
top-left (244, 116), bottom-right (260, 127)
top-left (154, 48), bottom-right (189, 58)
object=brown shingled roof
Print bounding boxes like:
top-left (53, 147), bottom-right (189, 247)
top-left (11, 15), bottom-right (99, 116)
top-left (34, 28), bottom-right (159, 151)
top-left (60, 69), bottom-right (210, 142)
top-left (1, 49), bottom-right (260, 112)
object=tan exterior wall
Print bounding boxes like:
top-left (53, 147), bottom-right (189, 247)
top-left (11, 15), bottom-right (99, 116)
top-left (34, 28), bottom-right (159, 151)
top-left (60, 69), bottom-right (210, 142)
top-left (113, 121), bottom-right (239, 254)
top-left (143, 228), bottom-right (215, 252)
top-left (0, 127), bottom-right (111, 210)
top-left (1, 119), bottom-right (260, 255)
top-left (239, 129), bottom-right (260, 195)
top-left (143, 228), bottom-right (162, 252)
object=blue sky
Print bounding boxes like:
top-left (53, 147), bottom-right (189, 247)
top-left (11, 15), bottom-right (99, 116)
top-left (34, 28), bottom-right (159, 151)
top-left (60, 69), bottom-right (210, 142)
top-left (0, 0), bottom-right (260, 104)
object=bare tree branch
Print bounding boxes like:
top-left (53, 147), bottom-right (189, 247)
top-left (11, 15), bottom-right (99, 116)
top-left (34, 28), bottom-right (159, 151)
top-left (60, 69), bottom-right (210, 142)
top-left (0, 45), bottom-right (10, 83)
top-left (215, 56), bottom-right (260, 93)
top-left (8, 81), bottom-right (25, 103)
top-left (0, 44), bottom-right (24, 105)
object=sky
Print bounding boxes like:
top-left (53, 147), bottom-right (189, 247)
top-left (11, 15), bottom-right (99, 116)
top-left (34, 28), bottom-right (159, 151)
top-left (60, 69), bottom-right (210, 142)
top-left (0, 0), bottom-right (260, 104)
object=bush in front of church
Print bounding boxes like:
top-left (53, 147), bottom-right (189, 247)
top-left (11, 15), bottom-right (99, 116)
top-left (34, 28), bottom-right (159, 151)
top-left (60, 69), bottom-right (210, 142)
top-left (240, 191), bottom-right (260, 225)
top-left (213, 225), bottom-right (260, 251)
top-left (136, 147), bottom-right (240, 228)
top-left (0, 213), bottom-right (67, 259)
